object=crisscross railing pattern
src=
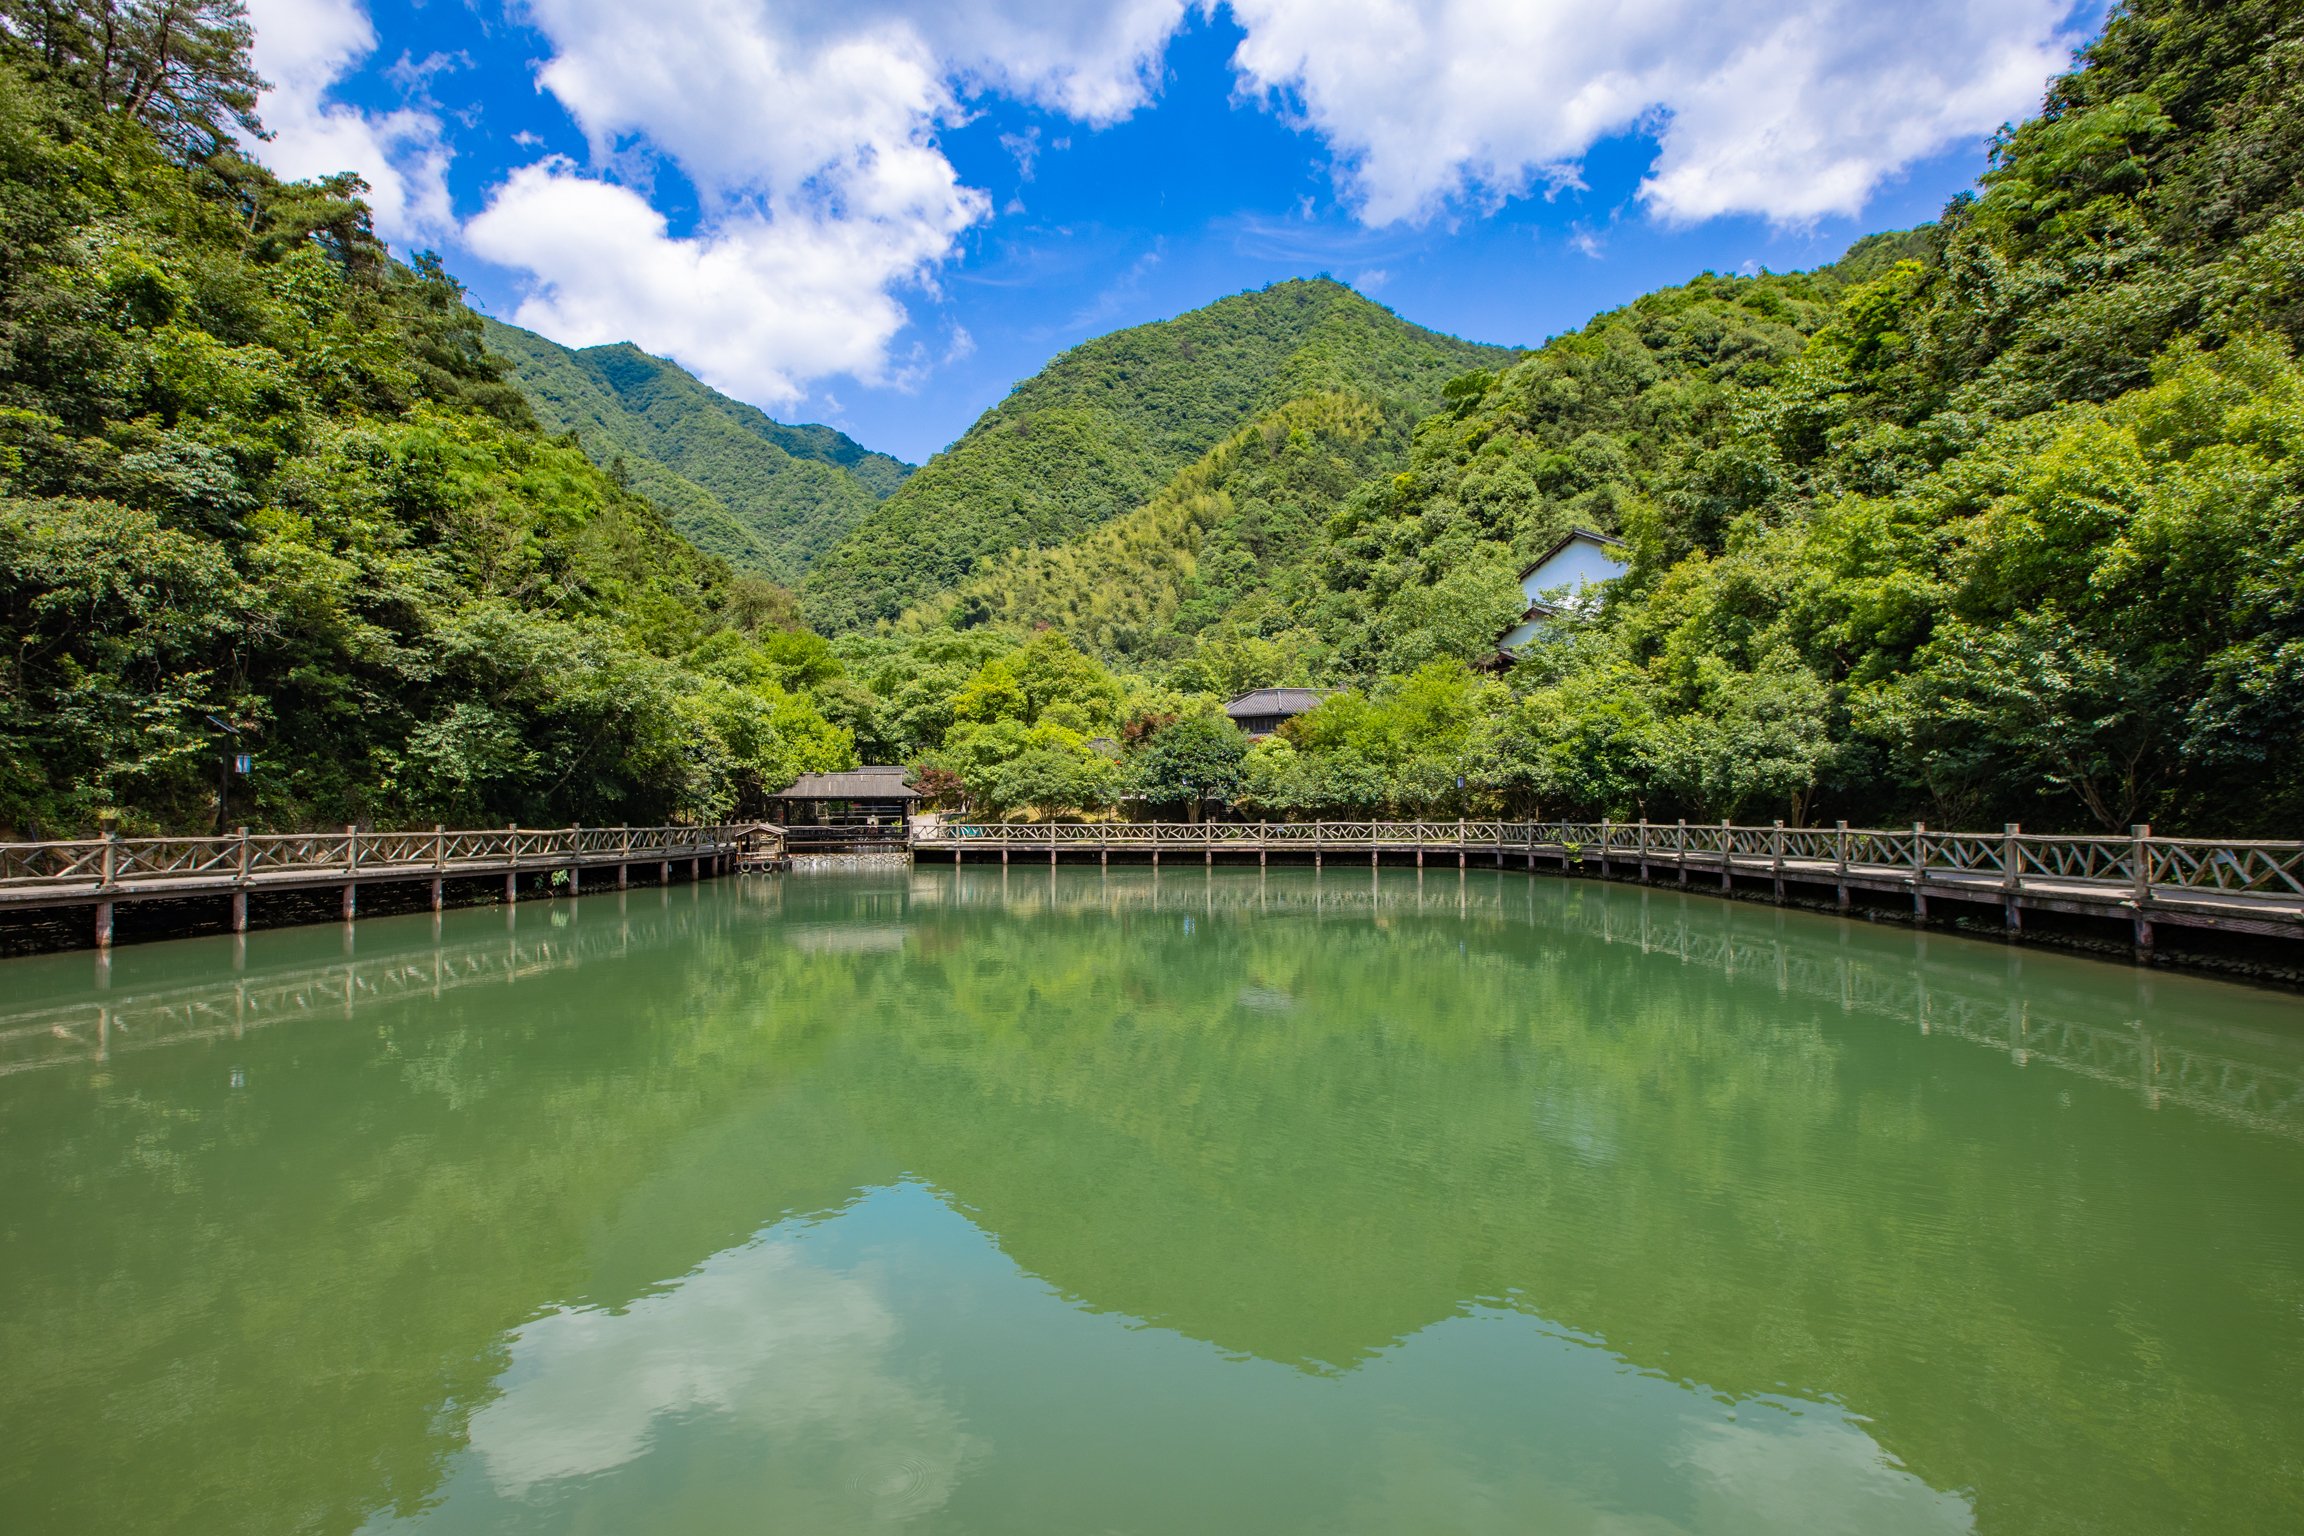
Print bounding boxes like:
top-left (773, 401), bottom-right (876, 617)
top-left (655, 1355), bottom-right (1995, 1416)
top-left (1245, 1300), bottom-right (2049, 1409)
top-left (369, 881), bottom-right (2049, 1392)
top-left (913, 818), bottom-right (2304, 920)
top-left (0, 824), bottom-right (747, 895)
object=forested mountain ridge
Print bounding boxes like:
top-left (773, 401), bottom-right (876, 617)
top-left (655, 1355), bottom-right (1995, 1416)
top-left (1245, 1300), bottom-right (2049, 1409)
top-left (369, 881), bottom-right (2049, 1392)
top-left (0, 17), bottom-right (855, 837)
top-left (907, 233), bottom-right (1934, 690)
top-left (1301, 0), bottom-right (2304, 836)
top-left (802, 279), bottom-right (1515, 632)
top-left (828, 0), bottom-right (2304, 838)
top-left (483, 319), bottom-right (912, 586)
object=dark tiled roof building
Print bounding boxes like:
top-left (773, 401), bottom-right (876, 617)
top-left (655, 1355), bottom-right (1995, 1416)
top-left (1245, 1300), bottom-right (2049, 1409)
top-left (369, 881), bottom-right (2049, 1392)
top-left (1223, 688), bottom-right (1336, 737)
top-left (765, 765), bottom-right (918, 825)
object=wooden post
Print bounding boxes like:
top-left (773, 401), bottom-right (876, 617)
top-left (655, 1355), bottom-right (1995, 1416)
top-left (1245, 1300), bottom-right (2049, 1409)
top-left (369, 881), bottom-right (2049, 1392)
top-left (1720, 819), bottom-right (1732, 892)
top-left (1771, 820), bottom-right (1785, 903)
top-left (1835, 820), bottom-right (1849, 909)
top-left (2003, 823), bottom-right (2022, 930)
top-left (1600, 818), bottom-right (1611, 879)
top-left (1638, 818), bottom-right (1649, 882)
top-left (95, 901), bottom-right (113, 948)
top-left (1416, 823), bottom-right (1423, 868)
top-left (1677, 820), bottom-right (1688, 886)
top-left (2132, 823), bottom-right (2154, 956)
top-left (617, 861), bottom-right (628, 890)
top-left (234, 825), bottom-right (251, 932)
top-left (659, 860), bottom-right (670, 885)
top-left (1911, 821), bottom-right (1927, 920)
top-left (1314, 820), bottom-right (1322, 870)
top-left (341, 823), bottom-right (358, 920)
top-left (506, 870), bottom-right (518, 905)
top-left (569, 860), bottom-right (580, 896)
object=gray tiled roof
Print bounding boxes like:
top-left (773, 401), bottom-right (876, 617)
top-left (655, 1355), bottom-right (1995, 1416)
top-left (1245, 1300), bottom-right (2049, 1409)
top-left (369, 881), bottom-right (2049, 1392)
top-left (767, 765), bottom-right (919, 800)
top-left (1223, 688), bottom-right (1336, 719)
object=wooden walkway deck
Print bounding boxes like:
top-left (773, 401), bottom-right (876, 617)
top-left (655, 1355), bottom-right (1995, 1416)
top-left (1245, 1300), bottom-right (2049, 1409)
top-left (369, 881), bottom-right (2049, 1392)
top-left (0, 824), bottom-right (769, 945)
top-left (912, 819), bottom-right (2304, 952)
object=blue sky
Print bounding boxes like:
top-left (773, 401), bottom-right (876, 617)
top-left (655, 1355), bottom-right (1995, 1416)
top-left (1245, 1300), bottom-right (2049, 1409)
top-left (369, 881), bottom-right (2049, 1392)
top-left (247, 0), bottom-right (2100, 465)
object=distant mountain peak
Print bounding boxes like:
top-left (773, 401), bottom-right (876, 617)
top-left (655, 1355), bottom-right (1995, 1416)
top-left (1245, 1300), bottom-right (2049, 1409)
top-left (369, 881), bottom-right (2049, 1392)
top-left (802, 279), bottom-right (1515, 633)
top-left (483, 319), bottom-right (913, 586)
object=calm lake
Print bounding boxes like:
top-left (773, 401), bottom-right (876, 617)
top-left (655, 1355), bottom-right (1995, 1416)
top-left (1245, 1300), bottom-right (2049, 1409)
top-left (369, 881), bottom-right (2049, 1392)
top-left (2, 867), bottom-right (2300, 1534)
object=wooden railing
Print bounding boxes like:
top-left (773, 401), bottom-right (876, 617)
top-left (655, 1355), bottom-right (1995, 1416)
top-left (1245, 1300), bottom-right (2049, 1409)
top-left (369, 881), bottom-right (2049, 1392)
top-left (911, 818), bottom-right (2304, 948)
top-left (912, 819), bottom-right (2304, 898)
top-left (0, 824), bottom-right (747, 897)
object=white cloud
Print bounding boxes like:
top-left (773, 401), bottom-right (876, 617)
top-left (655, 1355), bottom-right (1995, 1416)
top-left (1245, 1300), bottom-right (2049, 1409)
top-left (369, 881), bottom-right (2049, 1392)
top-left (1225, 0), bottom-right (2084, 226)
top-left (243, 0), bottom-right (2086, 412)
top-left (244, 0), bottom-right (454, 244)
top-left (464, 160), bottom-right (974, 407)
top-left (475, 0), bottom-right (1196, 404)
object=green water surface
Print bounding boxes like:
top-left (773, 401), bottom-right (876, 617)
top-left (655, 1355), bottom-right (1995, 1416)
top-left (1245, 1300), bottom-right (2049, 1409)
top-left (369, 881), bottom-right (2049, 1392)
top-left (2, 867), bottom-right (2300, 1534)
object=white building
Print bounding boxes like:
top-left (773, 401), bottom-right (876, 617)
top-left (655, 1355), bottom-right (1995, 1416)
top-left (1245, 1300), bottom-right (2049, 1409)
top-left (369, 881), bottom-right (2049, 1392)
top-left (1493, 529), bottom-right (1631, 656)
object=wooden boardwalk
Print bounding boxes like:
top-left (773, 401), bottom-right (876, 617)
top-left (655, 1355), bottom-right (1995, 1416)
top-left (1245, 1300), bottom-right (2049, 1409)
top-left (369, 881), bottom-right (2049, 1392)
top-left (0, 824), bottom-right (769, 945)
top-left (911, 819), bottom-right (2304, 952)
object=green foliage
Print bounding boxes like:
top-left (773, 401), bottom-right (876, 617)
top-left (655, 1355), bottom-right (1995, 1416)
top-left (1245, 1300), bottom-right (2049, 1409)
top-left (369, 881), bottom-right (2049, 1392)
top-left (804, 278), bottom-right (1514, 632)
top-left (0, 54), bottom-right (853, 833)
top-left (1126, 716), bottom-right (1247, 808)
top-left (483, 318), bottom-right (911, 585)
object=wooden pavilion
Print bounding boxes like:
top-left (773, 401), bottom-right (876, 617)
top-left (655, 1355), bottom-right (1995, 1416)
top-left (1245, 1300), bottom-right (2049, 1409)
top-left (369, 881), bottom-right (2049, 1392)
top-left (763, 765), bottom-right (920, 828)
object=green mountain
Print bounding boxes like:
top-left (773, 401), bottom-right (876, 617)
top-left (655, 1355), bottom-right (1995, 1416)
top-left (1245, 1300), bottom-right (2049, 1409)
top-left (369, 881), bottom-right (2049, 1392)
top-left (483, 320), bottom-right (913, 585)
top-left (804, 278), bottom-right (1516, 632)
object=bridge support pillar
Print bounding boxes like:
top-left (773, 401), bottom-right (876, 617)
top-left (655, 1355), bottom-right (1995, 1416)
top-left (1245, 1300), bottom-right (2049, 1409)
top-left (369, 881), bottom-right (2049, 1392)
top-left (506, 872), bottom-right (518, 905)
top-left (617, 864), bottom-right (628, 890)
top-left (1001, 848), bottom-right (1009, 866)
top-left (1913, 888), bottom-right (1927, 920)
top-left (1416, 848), bottom-right (1423, 867)
top-left (690, 857), bottom-right (700, 882)
top-left (232, 890), bottom-right (248, 932)
top-left (2134, 914), bottom-right (2154, 958)
top-left (955, 849), bottom-right (962, 865)
top-left (1052, 847), bottom-right (1058, 866)
top-left (1151, 850), bottom-right (1159, 868)
top-left (659, 861), bottom-right (670, 885)
top-left (1258, 849), bottom-right (1266, 868)
top-left (568, 864), bottom-right (580, 896)
top-left (341, 883), bottom-right (356, 921)
top-left (1204, 848), bottom-right (1211, 866)
top-left (429, 879), bottom-right (443, 912)
top-left (95, 901), bottom-right (113, 948)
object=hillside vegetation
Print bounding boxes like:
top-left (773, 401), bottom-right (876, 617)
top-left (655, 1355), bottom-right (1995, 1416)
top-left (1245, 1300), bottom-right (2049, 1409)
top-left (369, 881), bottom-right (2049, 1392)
top-left (803, 279), bottom-right (1514, 632)
top-left (484, 318), bottom-right (911, 585)
top-left (837, 0), bottom-right (2304, 837)
top-left (0, 11), bottom-right (854, 836)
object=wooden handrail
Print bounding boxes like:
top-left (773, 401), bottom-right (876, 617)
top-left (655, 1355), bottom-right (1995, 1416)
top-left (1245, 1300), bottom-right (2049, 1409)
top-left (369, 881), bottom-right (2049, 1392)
top-left (0, 823), bottom-right (748, 891)
top-left (909, 820), bottom-right (2304, 899)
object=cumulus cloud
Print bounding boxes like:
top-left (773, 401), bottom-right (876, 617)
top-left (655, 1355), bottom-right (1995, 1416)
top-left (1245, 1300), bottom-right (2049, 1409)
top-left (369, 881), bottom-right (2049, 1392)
top-left (243, 0), bottom-right (2085, 409)
top-left (244, 0), bottom-right (454, 244)
top-left (1225, 0), bottom-right (2084, 226)
top-left (464, 159), bottom-right (977, 407)
top-left (473, 0), bottom-right (1197, 404)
